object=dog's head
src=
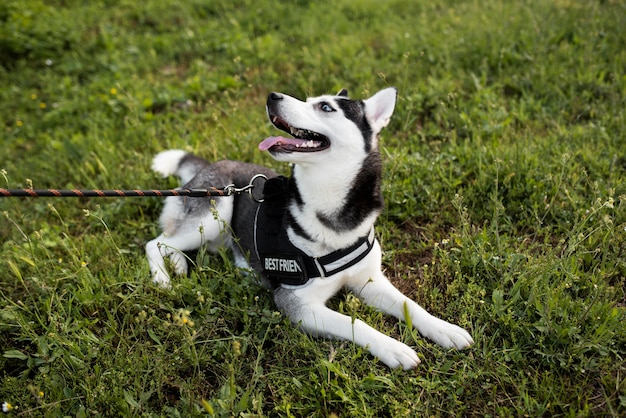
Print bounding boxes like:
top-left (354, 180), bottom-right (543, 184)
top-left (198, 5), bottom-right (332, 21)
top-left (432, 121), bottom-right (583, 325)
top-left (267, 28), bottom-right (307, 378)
top-left (260, 87), bottom-right (397, 165)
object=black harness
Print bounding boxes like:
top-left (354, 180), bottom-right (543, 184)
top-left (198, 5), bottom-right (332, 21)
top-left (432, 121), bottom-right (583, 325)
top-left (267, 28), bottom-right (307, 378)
top-left (254, 176), bottom-right (376, 288)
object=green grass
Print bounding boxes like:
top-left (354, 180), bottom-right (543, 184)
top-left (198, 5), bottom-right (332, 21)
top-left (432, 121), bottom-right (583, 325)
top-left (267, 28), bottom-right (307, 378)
top-left (1, 0), bottom-right (625, 416)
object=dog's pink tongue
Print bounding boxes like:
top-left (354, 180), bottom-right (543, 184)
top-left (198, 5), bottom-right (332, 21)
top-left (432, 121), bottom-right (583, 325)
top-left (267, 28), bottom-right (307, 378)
top-left (259, 136), bottom-right (300, 151)
top-left (258, 136), bottom-right (282, 151)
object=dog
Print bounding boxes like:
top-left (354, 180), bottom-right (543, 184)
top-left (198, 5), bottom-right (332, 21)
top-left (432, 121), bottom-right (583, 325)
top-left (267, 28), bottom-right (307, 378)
top-left (145, 87), bottom-right (473, 369)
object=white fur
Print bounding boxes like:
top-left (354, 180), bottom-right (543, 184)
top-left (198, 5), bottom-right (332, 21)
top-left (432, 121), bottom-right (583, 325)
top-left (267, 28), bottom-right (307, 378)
top-left (364, 88), bottom-right (396, 133)
top-left (146, 195), bottom-right (234, 288)
top-left (151, 149), bottom-right (187, 178)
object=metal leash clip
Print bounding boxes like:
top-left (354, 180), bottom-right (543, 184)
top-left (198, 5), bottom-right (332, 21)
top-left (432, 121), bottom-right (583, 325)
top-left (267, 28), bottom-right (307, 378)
top-left (223, 173), bottom-right (268, 203)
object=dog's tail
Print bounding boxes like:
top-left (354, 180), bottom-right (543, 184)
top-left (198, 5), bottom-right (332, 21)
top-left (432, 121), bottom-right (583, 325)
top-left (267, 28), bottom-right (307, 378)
top-left (152, 149), bottom-right (209, 185)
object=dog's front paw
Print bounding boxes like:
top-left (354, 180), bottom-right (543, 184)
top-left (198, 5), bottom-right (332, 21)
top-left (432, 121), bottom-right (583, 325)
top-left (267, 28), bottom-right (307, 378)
top-left (372, 337), bottom-right (421, 370)
top-left (424, 317), bottom-right (474, 350)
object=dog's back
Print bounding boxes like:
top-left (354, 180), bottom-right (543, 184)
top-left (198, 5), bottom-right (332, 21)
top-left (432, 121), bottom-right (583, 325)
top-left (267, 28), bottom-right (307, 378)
top-left (147, 151), bottom-right (276, 285)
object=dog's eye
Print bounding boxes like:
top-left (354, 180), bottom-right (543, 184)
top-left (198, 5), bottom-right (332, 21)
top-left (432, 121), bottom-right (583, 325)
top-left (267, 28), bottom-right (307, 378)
top-left (318, 102), bottom-right (335, 113)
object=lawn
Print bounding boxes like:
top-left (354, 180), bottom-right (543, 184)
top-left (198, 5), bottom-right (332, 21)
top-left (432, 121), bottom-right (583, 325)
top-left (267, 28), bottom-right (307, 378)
top-left (1, 0), bottom-right (625, 416)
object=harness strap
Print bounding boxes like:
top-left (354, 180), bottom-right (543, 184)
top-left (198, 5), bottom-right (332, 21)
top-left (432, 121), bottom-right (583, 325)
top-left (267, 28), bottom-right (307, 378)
top-left (253, 176), bottom-right (376, 287)
top-left (312, 228), bottom-right (375, 278)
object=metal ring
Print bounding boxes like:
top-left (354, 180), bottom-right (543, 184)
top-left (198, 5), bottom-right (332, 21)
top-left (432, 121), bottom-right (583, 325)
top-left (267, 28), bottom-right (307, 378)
top-left (248, 174), bottom-right (268, 203)
top-left (223, 184), bottom-right (237, 195)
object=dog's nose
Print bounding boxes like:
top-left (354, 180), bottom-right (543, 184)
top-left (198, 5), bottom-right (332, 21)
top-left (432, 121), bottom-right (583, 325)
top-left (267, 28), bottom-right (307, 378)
top-left (268, 92), bottom-right (283, 102)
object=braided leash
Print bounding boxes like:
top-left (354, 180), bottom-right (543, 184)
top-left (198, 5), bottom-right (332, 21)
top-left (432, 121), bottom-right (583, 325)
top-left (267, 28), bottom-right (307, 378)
top-left (0, 187), bottom-right (228, 198)
top-left (0, 174), bottom-right (268, 202)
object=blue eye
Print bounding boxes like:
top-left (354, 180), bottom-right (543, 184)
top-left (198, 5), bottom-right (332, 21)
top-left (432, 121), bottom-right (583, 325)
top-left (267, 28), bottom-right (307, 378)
top-left (318, 102), bottom-right (334, 112)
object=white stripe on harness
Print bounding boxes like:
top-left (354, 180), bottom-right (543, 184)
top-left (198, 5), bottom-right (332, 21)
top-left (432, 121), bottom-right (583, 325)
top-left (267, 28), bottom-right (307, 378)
top-left (314, 228), bottom-right (375, 277)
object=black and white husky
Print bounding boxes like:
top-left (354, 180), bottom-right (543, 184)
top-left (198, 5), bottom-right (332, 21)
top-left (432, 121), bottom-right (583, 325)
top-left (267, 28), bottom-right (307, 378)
top-left (146, 87), bottom-right (473, 369)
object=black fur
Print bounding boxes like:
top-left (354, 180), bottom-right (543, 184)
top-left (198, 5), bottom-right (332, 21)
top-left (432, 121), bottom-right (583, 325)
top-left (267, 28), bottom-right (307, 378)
top-left (335, 99), bottom-right (374, 153)
top-left (316, 151), bottom-right (383, 232)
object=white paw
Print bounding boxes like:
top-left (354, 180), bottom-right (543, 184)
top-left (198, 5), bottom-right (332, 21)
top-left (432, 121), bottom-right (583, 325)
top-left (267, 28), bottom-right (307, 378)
top-left (372, 337), bottom-right (421, 370)
top-left (168, 251), bottom-right (188, 276)
top-left (424, 317), bottom-right (474, 350)
top-left (151, 270), bottom-right (172, 289)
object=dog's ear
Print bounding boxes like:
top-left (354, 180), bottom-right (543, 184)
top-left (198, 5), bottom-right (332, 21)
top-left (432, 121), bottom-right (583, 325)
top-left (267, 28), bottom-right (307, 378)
top-left (336, 88), bottom-right (349, 97)
top-left (364, 87), bottom-right (397, 132)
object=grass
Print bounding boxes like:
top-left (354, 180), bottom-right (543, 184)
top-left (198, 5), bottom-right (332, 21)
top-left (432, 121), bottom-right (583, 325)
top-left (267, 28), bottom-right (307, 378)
top-left (1, 0), bottom-right (625, 416)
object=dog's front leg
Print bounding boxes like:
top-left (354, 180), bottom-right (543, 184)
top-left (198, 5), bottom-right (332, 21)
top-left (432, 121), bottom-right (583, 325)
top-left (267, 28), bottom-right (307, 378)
top-left (276, 291), bottom-right (421, 369)
top-left (351, 273), bottom-right (474, 350)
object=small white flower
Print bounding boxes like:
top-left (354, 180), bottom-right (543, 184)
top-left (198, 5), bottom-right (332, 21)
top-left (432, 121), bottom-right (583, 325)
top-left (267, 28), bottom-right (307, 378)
top-left (45, 59), bottom-right (53, 66)
top-left (2, 402), bottom-right (13, 412)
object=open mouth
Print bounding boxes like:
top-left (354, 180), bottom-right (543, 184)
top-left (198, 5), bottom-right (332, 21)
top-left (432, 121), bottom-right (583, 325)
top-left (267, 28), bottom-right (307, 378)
top-left (259, 114), bottom-right (330, 153)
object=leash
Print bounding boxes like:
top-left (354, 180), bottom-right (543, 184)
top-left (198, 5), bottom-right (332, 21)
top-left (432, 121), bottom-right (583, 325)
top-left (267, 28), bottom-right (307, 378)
top-left (0, 174), bottom-right (268, 202)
